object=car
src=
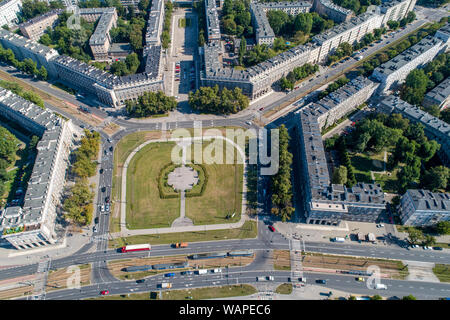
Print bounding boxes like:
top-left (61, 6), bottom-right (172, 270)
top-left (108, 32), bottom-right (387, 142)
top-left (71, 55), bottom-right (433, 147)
top-left (259, 107), bottom-right (264, 111)
top-left (356, 277), bottom-right (364, 282)
top-left (136, 279), bottom-right (145, 283)
top-left (101, 205), bottom-right (105, 212)
top-left (423, 246), bottom-right (432, 250)
top-left (379, 223), bottom-right (384, 227)
top-left (181, 271), bottom-right (194, 275)
top-left (93, 226), bottom-right (97, 232)
top-left (411, 244), bottom-right (419, 248)
top-left (105, 204), bottom-right (110, 212)
top-left (267, 276), bottom-right (274, 281)
top-left (100, 168), bottom-right (104, 174)
top-left (246, 121), bottom-right (252, 125)
top-left (175, 78), bottom-right (180, 81)
top-left (105, 196), bottom-right (110, 203)
top-left (316, 279), bottom-right (326, 284)
top-left (94, 217), bottom-right (99, 224)
top-left (433, 247), bottom-right (443, 250)
top-left (100, 290), bottom-right (109, 295)
top-left (101, 187), bottom-right (106, 192)
top-left (268, 225), bottom-right (275, 232)
top-left (109, 146), bottom-right (113, 152)
top-left (165, 273), bottom-right (175, 277)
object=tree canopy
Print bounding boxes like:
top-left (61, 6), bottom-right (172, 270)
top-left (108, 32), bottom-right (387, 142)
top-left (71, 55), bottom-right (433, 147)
top-left (126, 91), bottom-right (177, 117)
top-left (188, 85), bottom-right (249, 114)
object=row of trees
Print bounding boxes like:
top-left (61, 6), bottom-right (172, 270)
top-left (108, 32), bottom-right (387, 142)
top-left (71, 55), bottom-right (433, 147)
top-left (126, 91), bottom-right (177, 117)
top-left (109, 53), bottom-right (140, 76)
top-left (327, 27), bottom-right (387, 65)
top-left (222, 0), bottom-right (253, 38)
top-left (270, 125), bottom-right (295, 222)
top-left (19, 0), bottom-right (63, 22)
top-left (318, 76), bottom-right (350, 99)
top-left (266, 11), bottom-right (334, 40)
top-left (279, 63), bottom-right (319, 90)
top-left (327, 112), bottom-right (445, 193)
top-left (161, 1), bottom-right (174, 49)
top-left (63, 130), bottom-right (100, 226)
top-left (386, 11), bottom-right (417, 30)
top-left (109, 17), bottom-right (146, 52)
top-left (332, 0), bottom-right (381, 15)
top-left (194, 0), bottom-right (206, 47)
top-left (0, 80), bottom-right (45, 108)
top-left (188, 85), bottom-right (249, 114)
top-left (0, 44), bottom-right (48, 81)
top-left (39, 12), bottom-right (94, 62)
top-left (400, 53), bottom-right (449, 108)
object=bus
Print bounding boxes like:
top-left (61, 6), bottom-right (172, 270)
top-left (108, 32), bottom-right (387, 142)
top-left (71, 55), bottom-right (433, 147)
top-left (120, 244), bottom-right (151, 253)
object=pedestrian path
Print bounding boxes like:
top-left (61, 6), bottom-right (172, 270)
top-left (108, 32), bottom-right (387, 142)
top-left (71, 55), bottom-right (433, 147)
top-left (31, 258), bottom-right (51, 300)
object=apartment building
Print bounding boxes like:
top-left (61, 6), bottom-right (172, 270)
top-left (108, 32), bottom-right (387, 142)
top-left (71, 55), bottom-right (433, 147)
top-left (423, 77), bottom-right (450, 110)
top-left (399, 189), bottom-right (450, 226)
top-left (0, 28), bottom-right (59, 77)
top-left (259, 1), bottom-right (312, 17)
top-left (145, 0), bottom-right (164, 46)
top-left (379, 0), bottom-right (417, 27)
top-left (312, 0), bottom-right (354, 23)
top-left (84, 8), bottom-right (118, 61)
top-left (0, 88), bottom-right (73, 250)
top-left (19, 9), bottom-right (63, 42)
top-left (293, 77), bottom-right (385, 226)
top-left (312, 12), bottom-right (383, 63)
top-left (305, 76), bottom-right (380, 130)
top-left (372, 36), bottom-right (446, 93)
top-left (205, 0), bottom-right (220, 42)
top-left (378, 96), bottom-right (450, 167)
top-left (250, 3), bottom-right (275, 46)
top-left (0, 0), bottom-right (21, 27)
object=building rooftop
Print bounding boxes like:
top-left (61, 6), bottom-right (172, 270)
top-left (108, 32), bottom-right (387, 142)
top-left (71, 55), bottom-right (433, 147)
top-left (318, 0), bottom-right (353, 15)
top-left (251, 3), bottom-right (275, 40)
top-left (405, 189), bottom-right (450, 212)
top-left (18, 9), bottom-right (63, 28)
top-left (89, 10), bottom-right (116, 46)
top-left (424, 77), bottom-right (450, 108)
top-left (0, 28), bottom-right (59, 59)
top-left (373, 36), bottom-right (442, 77)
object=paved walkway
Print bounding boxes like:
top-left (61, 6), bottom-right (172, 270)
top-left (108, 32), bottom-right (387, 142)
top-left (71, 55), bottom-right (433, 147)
top-left (118, 135), bottom-right (248, 237)
top-left (403, 260), bottom-right (440, 283)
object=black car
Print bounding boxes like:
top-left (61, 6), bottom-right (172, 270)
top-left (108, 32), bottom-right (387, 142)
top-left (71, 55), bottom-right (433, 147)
top-left (433, 247), bottom-right (443, 250)
top-left (136, 279), bottom-right (145, 283)
top-left (109, 146), bottom-right (113, 151)
top-left (100, 168), bottom-right (104, 174)
top-left (316, 279), bottom-right (326, 284)
top-left (94, 217), bottom-right (99, 224)
top-left (105, 196), bottom-right (110, 203)
top-left (101, 186), bottom-right (106, 192)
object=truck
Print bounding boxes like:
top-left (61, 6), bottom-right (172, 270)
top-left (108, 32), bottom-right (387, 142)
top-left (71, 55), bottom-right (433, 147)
top-left (332, 237), bottom-right (345, 243)
top-left (375, 283), bottom-right (387, 290)
top-left (174, 242), bottom-right (188, 248)
top-left (196, 269), bottom-right (208, 275)
top-left (159, 283), bottom-right (172, 289)
top-left (267, 276), bottom-right (274, 281)
top-left (367, 233), bottom-right (376, 243)
top-left (120, 244), bottom-right (151, 253)
top-left (257, 276), bottom-right (266, 282)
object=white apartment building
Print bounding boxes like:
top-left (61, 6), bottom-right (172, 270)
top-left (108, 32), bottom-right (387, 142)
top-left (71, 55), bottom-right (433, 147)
top-left (379, 0), bottom-right (417, 27)
top-left (0, 0), bottom-right (21, 27)
top-left (0, 88), bottom-right (74, 250)
top-left (399, 190), bottom-right (450, 226)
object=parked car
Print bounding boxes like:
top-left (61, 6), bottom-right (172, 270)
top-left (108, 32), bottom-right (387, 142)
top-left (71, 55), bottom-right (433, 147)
top-left (165, 273), bottom-right (175, 277)
top-left (105, 204), bottom-right (110, 212)
top-left (268, 225), bottom-right (275, 232)
top-left (94, 217), bottom-right (99, 224)
top-left (356, 277), bottom-right (364, 282)
top-left (136, 279), bottom-right (145, 283)
top-left (100, 290), bottom-right (109, 295)
top-left (105, 196), bottom-right (110, 203)
top-left (433, 247), bottom-right (443, 250)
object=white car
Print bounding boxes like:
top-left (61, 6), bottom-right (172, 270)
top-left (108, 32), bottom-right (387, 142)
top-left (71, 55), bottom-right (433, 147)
top-left (100, 205), bottom-right (105, 212)
top-left (246, 121), bottom-right (252, 125)
top-left (423, 246), bottom-right (432, 250)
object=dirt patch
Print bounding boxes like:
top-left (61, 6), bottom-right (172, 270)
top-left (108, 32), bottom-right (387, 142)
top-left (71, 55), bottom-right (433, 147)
top-left (303, 253), bottom-right (408, 279)
top-left (108, 255), bottom-right (255, 280)
top-left (0, 285), bottom-right (34, 300)
top-left (46, 264), bottom-right (91, 291)
top-left (273, 250), bottom-right (291, 271)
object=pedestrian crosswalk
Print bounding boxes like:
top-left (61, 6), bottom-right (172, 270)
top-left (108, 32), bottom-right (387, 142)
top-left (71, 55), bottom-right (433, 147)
top-left (32, 258), bottom-right (51, 300)
top-left (290, 240), bottom-right (305, 292)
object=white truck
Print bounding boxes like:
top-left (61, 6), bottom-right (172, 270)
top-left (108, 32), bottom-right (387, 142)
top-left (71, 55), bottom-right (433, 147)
top-left (267, 276), bottom-right (274, 281)
top-left (257, 276), bottom-right (266, 282)
top-left (375, 283), bottom-right (387, 290)
top-left (196, 269), bottom-right (208, 275)
top-left (332, 237), bottom-right (345, 243)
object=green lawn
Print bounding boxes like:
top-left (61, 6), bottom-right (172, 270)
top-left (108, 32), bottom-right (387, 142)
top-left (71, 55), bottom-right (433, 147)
top-left (126, 142), bottom-right (180, 229)
top-left (373, 169), bottom-right (400, 193)
top-left (178, 18), bottom-right (191, 28)
top-left (275, 283), bottom-right (293, 295)
top-left (108, 220), bottom-right (257, 248)
top-left (433, 264), bottom-right (450, 283)
top-left (185, 140), bottom-right (243, 225)
top-left (161, 284), bottom-right (256, 300)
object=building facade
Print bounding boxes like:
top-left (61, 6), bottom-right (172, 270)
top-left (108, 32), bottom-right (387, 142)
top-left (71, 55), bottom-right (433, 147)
top-left (399, 189), bottom-right (450, 226)
top-left (19, 9), bottom-right (63, 41)
top-left (423, 76), bottom-right (450, 110)
top-left (0, 0), bottom-right (21, 27)
top-left (312, 0), bottom-right (354, 23)
top-left (0, 88), bottom-right (74, 250)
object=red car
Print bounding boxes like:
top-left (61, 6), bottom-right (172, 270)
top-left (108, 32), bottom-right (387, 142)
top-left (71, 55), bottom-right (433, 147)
top-left (100, 290), bottom-right (109, 295)
top-left (269, 225), bottom-right (275, 232)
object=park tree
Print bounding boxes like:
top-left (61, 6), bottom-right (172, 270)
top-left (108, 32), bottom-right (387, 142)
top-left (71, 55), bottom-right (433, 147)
top-left (125, 53), bottom-right (140, 74)
top-left (332, 166), bottom-right (348, 185)
top-left (110, 60), bottom-right (129, 76)
top-left (402, 294), bottom-right (416, 300)
top-left (435, 221), bottom-right (450, 235)
top-left (0, 127), bottom-right (19, 165)
top-left (421, 166), bottom-right (448, 191)
top-left (407, 228), bottom-right (424, 245)
top-left (401, 69), bottom-right (429, 105)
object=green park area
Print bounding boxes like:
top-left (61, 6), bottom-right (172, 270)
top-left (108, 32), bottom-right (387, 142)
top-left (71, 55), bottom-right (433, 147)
top-left (125, 137), bottom-right (244, 229)
top-left (433, 264), bottom-right (450, 282)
